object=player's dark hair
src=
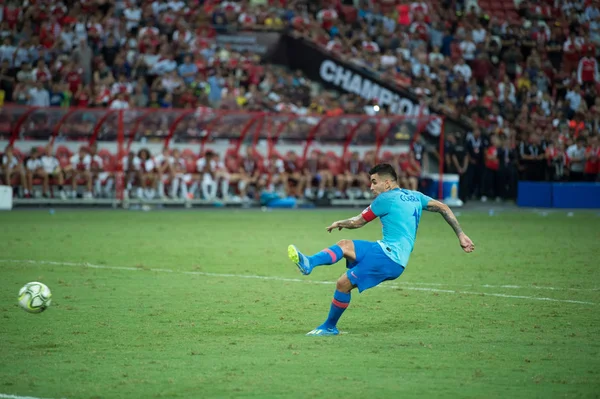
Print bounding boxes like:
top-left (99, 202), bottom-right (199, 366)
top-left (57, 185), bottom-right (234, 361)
top-left (369, 163), bottom-right (398, 181)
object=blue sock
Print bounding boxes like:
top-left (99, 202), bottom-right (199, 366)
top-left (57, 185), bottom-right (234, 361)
top-left (307, 245), bottom-right (343, 268)
top-left (324, 290), bottom-right (351, 328)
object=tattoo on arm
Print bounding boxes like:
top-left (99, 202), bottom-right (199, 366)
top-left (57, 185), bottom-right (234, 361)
top-left (426, 201), bottom-right (463, 236)
top-left (337, 215), bottom-right (368, 229)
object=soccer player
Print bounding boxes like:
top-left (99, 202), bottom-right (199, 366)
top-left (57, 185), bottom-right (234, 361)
top-left (287, 163), bottom-right (475, 336)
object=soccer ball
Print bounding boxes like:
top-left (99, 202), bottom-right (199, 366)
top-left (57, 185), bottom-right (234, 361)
top-left (18, 282), bottom-right (52, 313)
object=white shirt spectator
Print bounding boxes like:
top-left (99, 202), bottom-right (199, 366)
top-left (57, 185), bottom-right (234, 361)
top-left (565, 89), bottom-right (582, 111)
top-left (410, 2), bottom-right (429, 14)
top-left (196, 158), bottom-right (223, 179)
top-left (160, 76), bottom-right (182, 93)
top-left (396, 47), bottom-right (411, 60)
top-left (472, 28), bottom-right (487, 44)
top-left (143, 53), bottom-right (160, 66)
top-left (90, 154), bottom-right (103, 170)
top-left (13, 46), bottom-right (29, 67)
top-left (264, 158), bottom-right (285, 174)
top-left (563, 36), bottom-right (585, 52)
top-left (32, 66), bottom-right (52, 82)
top-left (60, 30), bottom-right (75, 52)
top-left (217, 48), bottom-right (231, 62)
top-left (380, 54), bottom-right (398, 68)
top-left (221, 1), bottom-right (241, 13)
top-left (154, 154), bottom-right (174, 166)
top-left (87, 22), bottom-right (103, 37)
top-left (122, 155), bottom-right (141, 171)
top-left (40, 155), bottom-right (59, 174)
top-left (141, 159), bottom-right (155, 172)
top-left (465, 93), bottom-right (478, 106)
top-left (459, 40), bottom-right (477, 61)
top-left (0, 43), bottom-right (16, 66)
top-left (70, 154), bottom-right (91, 171)
top-left (172, 29), bottom-right (192, 43)
top-left (290, 104), bottom-right (309, 115)
top-left (151, 0), bottom-right (169, 15)
top-left (167, 0), bottom-right (185, 11)
top-left (109, 99), bottom-right (130, 109)
top-left (16, 68), bottom-right (34, 83)
top-left (151, 58), bottom-right (177, 75)
top-left (74, 22), bottom-right (88, 41)
top-left (566, 144), bottom-right (586, 172)
top-left (238, 13), bottom-right (257, 25)
top-left (428, 51), bottom-right (444, 64)
top-left (123, 7), bottom-right (142, 31)
top-left (139, 26), bottom-right (159, 39)
top-left (26, 157), bottom-right (42, 171)
top-left (453, 62), bottom-right (472, 81)
top-left (409, 22), bottom-right (429, 37)
top-left (111, 81), bottom-right (134, 96)
top-left (326, 39), bottom-right (343, 53)
top-left (362, 41), bottom-right (380, 52)
top-left (497, 81), bottom-right (516, 103)
top-left (412, 62), bottom-right (430, 77)
top-left (317, 9), bottom-right (338, 22)
top-left (2, 154), bottom-right (18, 168)
top-left (28, 86), bottom-right (50, 107)
top-left (585, 5), bottom-right (600, 21)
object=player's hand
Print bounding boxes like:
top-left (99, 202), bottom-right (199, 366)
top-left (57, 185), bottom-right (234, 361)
top-left (458, 233), bottom-right (475, 253)
top-left (326, 221), bottom-right (342, 233)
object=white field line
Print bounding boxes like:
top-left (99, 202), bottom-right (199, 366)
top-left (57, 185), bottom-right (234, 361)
top-left (2, 259), bottom-right (597, 292)
top-left (0, 394), bottom-right (65, 399)
top-left (0, 259), bottom-right (596, 306)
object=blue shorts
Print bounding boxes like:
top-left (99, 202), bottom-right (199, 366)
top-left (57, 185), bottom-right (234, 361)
top-left (346, 240), bottom-right (405, 293)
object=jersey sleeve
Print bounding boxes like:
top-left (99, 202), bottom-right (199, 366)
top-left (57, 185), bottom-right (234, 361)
top-left (417, 191), bottom-right (434, 209)
top-left (361, 195), bottom-right (390, 222)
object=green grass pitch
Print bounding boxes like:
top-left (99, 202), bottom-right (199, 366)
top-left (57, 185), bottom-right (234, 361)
top-left (0, 208), bottom-right (599, 399)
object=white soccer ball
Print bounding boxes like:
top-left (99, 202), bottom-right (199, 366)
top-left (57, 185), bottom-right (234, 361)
top-left (18, 282), bottom-right (52, 314)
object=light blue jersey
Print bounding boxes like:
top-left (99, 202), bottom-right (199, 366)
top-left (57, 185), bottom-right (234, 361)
top-left (361, 188), bottom-right (433, 267)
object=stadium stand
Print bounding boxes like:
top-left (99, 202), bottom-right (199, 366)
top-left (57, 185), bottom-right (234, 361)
top-left (0, 0), bottom-right (598, 207)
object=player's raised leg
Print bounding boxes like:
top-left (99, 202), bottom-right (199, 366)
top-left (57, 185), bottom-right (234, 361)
top-left (287, 239), bottom-right (353, 275)
top-left (287, 245), bottom-right (311, 275)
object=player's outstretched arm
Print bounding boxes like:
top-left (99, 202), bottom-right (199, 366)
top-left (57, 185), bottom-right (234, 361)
top-left (424, 199), bottom-right (475, 253)
top-left (326, 214), bottom-right (367, 232)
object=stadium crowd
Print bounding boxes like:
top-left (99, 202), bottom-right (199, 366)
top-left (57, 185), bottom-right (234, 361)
top-left (0, 0), bottom-right (599, 202)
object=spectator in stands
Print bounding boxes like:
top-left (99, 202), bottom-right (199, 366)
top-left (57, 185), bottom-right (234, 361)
top-left (25, 147), bottom-right (50, 198)
top-left (138, 148), bottom-right (157, 199)
top-left (482, 134), bottom-right (500, 202)
top-left (1, 145), bottom-right (26, 197)
top-left (584, 135), bottom-right (600, 181)
top-left (40, 144), bottom-right (66, 200)
top-left (567, 136), bottom-right (588, 181)
top-left (465, 128), bottom-right (485, 201)
top-left (546, 139), bottom-right (568, 182)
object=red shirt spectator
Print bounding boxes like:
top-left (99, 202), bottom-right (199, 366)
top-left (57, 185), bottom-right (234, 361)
top-left (66, 68), bottom-right (83, 94)
top-left (3, 4), bottom-right (21, 29)
top-left (317, 8), bottom-right (338, 31)
top-left (75, 88), bottom-right (91, 107)
top-left (584, 139), bottom-right (600, 175)
top-left (292, 16), bottom-right (309, 31)
top-left (577, 55), bottom-right (599, 84)
top-left (397, 4), bottom-right (411, 26)
top-left (485, 145), bottom-right (499, 170)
